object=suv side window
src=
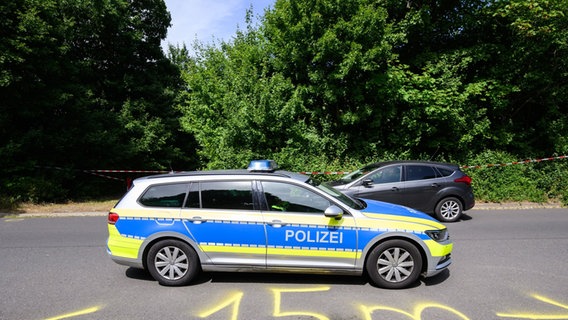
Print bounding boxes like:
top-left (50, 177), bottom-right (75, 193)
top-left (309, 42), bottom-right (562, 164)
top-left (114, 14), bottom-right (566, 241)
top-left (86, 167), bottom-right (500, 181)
top-left (200, 181), bottom-right (254, 210)
top-left (261, 181), bottom-right (330, 213)
top-left (437, 167), bottom-right (454, 177)
top-left (406, 165), bottom-right (437, 181)
top-left (139, 183), bottom-right (188, 208)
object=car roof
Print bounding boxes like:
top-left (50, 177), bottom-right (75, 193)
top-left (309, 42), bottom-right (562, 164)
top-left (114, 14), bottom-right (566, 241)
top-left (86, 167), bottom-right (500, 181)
top-left (134, 169), bottom-right (310, 184)
top-left (363, 160), bottom-right (459, 170)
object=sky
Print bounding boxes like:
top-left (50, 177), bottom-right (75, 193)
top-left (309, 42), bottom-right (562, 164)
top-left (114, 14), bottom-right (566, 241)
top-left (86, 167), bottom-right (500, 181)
top-left (161, 0), bottom-right (276, 50)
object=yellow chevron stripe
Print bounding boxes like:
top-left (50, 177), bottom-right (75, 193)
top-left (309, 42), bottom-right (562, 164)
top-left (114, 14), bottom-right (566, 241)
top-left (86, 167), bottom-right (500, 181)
top-left (200, 244), bottom-right (360, 259)
top-left (107, 225), bottom-right (143, 259)
top-left (199, 245), bottom-right (266, 255)
top-left (268, 247), bottom-right (360, 259)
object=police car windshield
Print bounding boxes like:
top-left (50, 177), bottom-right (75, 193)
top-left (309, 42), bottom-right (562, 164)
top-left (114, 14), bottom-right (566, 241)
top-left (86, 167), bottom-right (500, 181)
top-left (308, 179), bottom-right (364, 210)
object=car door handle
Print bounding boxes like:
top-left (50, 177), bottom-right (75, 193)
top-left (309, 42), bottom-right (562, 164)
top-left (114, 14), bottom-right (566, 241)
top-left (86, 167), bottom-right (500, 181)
top-left (188, 216), bottom-right (207, 224)
top-left (268, 220), bottom-right (287, 228)
top-left (431, 183), bottom-right (441, 188)
top-left (391, 187), bottom-right (399, 191)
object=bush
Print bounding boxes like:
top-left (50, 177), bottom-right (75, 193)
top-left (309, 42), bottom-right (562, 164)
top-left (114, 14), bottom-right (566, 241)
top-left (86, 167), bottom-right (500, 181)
top-left (2, 150), bottom-right (567, 206)
top-left (464, 150), bottom-right (567, 205)
top-left (4, 176), bottom-right (69, 204)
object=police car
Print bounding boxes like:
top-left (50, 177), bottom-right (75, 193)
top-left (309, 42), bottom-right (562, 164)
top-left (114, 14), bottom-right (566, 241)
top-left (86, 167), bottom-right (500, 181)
top-left (107, 160), bottom-right (452, 289)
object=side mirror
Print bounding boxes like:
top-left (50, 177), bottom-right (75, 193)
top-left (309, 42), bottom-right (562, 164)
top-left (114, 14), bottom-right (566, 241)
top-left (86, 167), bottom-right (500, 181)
top-left (362, 179), bottom-right (373, 187)
top-left (324, 205), bottom-right (343, 220)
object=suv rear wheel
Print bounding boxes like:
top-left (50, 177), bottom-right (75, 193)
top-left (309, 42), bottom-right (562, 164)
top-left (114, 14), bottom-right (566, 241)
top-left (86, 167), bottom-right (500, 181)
top-left (147, 239), bottom-right (200, 286)
top-left (366, 239), bottom-right (422, 289)
top-left (435, 197), bottom-right (463, 222)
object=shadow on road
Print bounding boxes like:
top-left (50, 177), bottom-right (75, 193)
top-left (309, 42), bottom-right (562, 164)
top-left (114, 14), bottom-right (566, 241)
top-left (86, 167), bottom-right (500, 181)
top-left (423, 269), bottom-right (451, 286)
top-left (125, 267), bottom-right (451, 289)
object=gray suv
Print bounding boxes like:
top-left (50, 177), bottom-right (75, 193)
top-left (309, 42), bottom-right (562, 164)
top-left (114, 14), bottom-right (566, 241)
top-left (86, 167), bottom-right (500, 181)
top-left (329, 161), bottom-right (475, 222)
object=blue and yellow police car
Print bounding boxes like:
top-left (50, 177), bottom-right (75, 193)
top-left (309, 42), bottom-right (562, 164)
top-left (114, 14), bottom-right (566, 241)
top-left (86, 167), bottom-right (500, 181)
top-left (107, 160), bottom-right (452, 289)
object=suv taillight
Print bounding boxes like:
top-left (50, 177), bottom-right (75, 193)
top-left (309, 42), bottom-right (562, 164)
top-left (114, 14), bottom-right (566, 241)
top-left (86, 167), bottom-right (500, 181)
top-left (454, 175), bottom-right (472, 186)
top-left (108, 212), bottom-right (119, 225)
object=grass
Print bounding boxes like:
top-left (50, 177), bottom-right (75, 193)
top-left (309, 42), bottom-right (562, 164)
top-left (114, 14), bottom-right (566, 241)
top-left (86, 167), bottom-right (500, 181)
top-left (9, 199), bottom-right (117, 214)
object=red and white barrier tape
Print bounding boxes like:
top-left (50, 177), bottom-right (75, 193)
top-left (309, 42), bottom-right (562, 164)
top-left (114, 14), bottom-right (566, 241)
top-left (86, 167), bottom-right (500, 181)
top-left (299, 171), bottom-right (351, 175)
top-left (86, 169), bottom-right (169, 173)
top-left (39, 155), bottom-right (568, 182)
top-left (82, 169), bottom-right (169, 181)
top-left (84, 171), bottom-right (124, 181)
top-left (460, 155), bottom-right (567, 169)
top-left (301, 155), bottom-right (568, 175)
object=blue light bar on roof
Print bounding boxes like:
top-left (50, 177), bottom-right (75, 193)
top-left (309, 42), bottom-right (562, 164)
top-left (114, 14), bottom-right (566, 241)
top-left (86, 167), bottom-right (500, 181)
top-left (248, 160), bottom-right (278, 172)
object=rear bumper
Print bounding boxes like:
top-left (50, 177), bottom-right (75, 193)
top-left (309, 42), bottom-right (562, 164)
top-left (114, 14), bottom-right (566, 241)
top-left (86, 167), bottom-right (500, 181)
top-left (464, 192), bottom-right (475, 211)
top-left (108, 251), bottom-right (144, 269)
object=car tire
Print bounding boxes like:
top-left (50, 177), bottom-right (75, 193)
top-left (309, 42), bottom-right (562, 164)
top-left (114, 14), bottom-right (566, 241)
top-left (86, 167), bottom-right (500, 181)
top-left (366, 239), bottom-right (422, 289)
top-left (147, 239), bottom-right (200, 286)
top-left (435, 197), bottom-right (463, 222)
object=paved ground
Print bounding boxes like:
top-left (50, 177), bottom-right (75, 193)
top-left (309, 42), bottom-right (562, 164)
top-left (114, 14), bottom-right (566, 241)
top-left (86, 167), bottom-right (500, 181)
top-left (473, 201), bottom-right (564, 210)
top-left (2, 208), bottom-right (567, 319)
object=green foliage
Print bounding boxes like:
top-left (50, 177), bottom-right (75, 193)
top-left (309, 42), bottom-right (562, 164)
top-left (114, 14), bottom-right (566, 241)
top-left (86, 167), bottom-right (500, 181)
top-left (263, 0), bottom-right (398, 159)
top-left (0, 0), bottom-right (194, 203)
top-left (2, 0), bottom-right (567, 205)
top-left (465, 151), bottom-right (567, 205)
top-left (465, 151), bottom-right (545, 202)
top-left (535, 161), bottom-right (568, 204)
top-left (169, 0), bottom-right (567, 205)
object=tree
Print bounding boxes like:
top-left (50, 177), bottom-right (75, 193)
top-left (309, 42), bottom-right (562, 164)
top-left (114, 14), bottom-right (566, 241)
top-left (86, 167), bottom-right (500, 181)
top-left (175, 0), bottom-right (567, 167)
top-left (0, 0), bottom-right (190, 202)
top-left (487, 0), bottom-right (568, 155)
top-left (383, 0), bottom-right (567, 157)
top-left (263, 0), bottom-right (398, 159)
top-left (174, 12), bottom-right (306, 169)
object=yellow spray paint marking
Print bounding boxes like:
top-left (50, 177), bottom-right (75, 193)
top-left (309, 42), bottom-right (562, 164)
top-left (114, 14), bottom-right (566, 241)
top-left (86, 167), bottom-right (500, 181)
top-left (496, 294), bottom-right (568, 319)
top-left (198, 291), bottom-right (244, 320)
top-left (43, 306), bottom-right (100, 320)
top-left (271, 286), bottom-right (331, 320)
top-left (359, 302), bottom-right (470, 320)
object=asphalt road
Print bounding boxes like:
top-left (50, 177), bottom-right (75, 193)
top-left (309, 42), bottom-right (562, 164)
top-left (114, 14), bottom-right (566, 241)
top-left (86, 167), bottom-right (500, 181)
top-left (1, 208), bottom-right (567, 320)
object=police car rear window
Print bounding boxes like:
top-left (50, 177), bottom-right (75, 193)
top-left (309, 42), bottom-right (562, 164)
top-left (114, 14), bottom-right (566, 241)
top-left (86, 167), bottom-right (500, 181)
top-left (139, 183), bottom-right (188, 208)
top-left (199, 181), bottom-right (254, 211)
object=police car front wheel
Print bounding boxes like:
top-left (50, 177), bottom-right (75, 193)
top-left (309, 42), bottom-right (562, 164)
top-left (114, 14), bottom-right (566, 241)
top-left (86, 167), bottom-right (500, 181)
top-left (147, 239), bottom-right (200, 286)
top-left (366, 239), bottom-right (422, 289)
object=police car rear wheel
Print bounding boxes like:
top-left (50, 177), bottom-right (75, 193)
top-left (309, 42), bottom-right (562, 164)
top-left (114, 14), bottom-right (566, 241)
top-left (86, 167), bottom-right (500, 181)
top-left (147, 239), bottom-right (200, 286)
top-left (366, 239), bottom-right (422, 289)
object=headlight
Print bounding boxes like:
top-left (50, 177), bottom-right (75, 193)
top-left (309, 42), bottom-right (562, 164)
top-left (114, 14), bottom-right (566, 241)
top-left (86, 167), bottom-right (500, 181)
top-left (426, 229), bottom-right (449, 242)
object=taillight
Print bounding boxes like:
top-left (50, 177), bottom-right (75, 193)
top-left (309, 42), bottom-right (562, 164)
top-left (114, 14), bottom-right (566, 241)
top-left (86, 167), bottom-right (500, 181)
top-left (108, 212), bottom-right (119, 225)
top-left (454, 175), bottom-right (472, 185)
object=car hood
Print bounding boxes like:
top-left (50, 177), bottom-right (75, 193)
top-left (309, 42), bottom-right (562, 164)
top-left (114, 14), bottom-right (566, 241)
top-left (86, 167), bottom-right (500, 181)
top-left (359, 198), bottom-right (444, 228)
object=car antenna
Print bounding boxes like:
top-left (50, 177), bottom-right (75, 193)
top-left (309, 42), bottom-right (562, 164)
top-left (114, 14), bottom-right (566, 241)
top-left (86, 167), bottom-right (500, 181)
top-left (429, 146), bottom-right (440, 161)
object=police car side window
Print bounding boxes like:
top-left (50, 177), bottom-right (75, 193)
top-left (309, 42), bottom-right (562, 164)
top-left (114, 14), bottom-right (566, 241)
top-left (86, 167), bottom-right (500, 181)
top-left (184, 183), bottom-right (200, 208)
top-left (199, 181), bottom-right (254, 210)
top-left (261, 181), bottom-right (330, 213)
top-left (139, 183), bottom-right (188, 208)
